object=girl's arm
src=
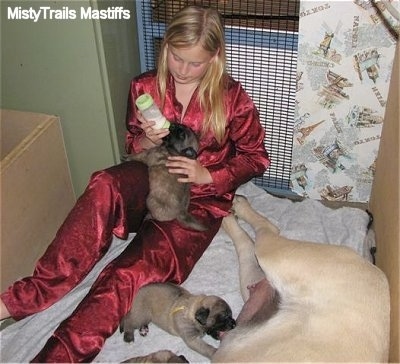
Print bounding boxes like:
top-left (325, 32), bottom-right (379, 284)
top-left (125, 76), bottom-right (169, 153)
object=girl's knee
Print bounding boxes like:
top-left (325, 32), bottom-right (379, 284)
top-left (88, 163), bottom-right (149, 199)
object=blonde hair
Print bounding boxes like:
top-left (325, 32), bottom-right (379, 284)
top-left (157, 6), bottom-right (227, 143)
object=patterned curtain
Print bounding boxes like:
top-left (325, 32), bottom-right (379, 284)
top-left (292, 0), bottom-right (399, 202)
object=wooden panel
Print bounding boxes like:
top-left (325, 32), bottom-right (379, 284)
top-left (369, 42), bottom-right (399, 363)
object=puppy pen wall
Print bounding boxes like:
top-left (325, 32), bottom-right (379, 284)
top-left (136, 0), bottom-right (300, 194)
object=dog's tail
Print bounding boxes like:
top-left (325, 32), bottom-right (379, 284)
top-left (177, 213), bottom-right (208, 231)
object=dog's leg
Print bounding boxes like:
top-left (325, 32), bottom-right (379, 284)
top-left (121, 350), bottom-right (189, 363)
top-left (182, 336), bottom-right (217, 359)
top-left (231, 195), bottom-right (280, 237)
top-left (222, 214), bottom-right (265, 301)
top-left (222, 213), bottom-right (279, 326)
top-left (120, 315), bottom-right (136, 343)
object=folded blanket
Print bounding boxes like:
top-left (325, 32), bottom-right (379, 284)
top-left (0, 182), bottom-right (373, 363)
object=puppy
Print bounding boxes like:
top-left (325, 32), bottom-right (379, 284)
top-left (124, 123), bottom-right (206, 231)
top-left (121, 349), bottom-right (188, 363)
top-left (120, 282), bottom-right (236, 359)
top-left (213, 195), bottom-right (390, 362)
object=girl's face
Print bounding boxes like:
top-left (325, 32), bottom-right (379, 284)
top-left (167, 44), bottom-right (217, 86)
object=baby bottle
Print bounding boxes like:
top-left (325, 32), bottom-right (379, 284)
top-left (135, 93), bottom-right (170, 129)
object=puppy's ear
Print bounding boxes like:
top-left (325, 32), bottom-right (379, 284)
top-left (162, 122), bottom-right (177, 143)
top-left (195, 307), bottom-right (210, 326)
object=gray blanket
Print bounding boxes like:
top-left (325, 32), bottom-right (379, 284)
top-left (0, 182), bottom-right (374, 363)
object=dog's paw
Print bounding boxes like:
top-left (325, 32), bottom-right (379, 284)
top-left (123, 331), bottom-right (135, 343)
top-left (232, 195), bottom-right (250, 216)
top-left (232, 194), bottom-right (249, 206)
top-left (139, 324), bottom-right (149, 336)
top-left (122, 350), bottom-right (189, 363)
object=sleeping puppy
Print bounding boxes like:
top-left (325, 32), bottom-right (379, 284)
top-left (120, 282), bottom-right (236, 359)
top-left (213, 195), bottom-right (390, 362)
top-left (121, 349), bottom-right (188, 363)
top-left (123, 123), bottom-right (206, 231)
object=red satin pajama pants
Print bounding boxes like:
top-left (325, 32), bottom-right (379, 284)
top-left (1, 161), bottom-right (222, 362)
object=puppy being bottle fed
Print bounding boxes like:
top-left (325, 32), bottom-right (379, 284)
top-left (136, 94), bottom-right (170, 129)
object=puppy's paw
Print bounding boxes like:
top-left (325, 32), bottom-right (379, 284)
top-left (122, 350), bottom-right (189, 363)
top-left (123, 331), bottom-right (135, 343)
top-left (120, 153), bottom-right (131, 162)
top-left (139, 324), bottom-right (149, 336)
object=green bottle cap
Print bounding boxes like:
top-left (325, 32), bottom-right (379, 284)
top-left (162, 120), bottom-right (171, 129)
top-left (135, 93), bottom-right (154, 111)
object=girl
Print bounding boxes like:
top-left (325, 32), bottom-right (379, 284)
top-left (0, 6), bottom-right (270, 362)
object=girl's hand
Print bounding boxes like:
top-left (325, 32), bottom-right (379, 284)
top-left (138, 112), bottom-right (170, 148)
top-left (166, 156), bottom-right (213, 184)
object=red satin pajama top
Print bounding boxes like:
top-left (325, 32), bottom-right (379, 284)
top-left (125, 70), bottom-right (270, 215)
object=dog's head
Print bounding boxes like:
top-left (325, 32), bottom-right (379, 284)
top-left (162, 123), bottom-right (199, 159)
top-left (194, 296), bottom-right (236, 340)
